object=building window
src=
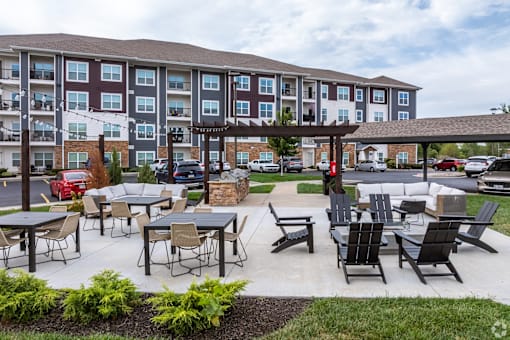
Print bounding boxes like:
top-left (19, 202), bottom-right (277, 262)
top-left (33, 63), bottom-right (53, 80)
top-left (68, 152), bottom-right (87, 169)
top-left (321, 152), bottom-right (328, 161)
top-left (374, 111), bottom-right (384, 122)
top-left (355, 109), bottom-right (363, 122)
top-left (104, 151), bottom-right (121, 164)
top-left (209, 151), bottom-right (219, 162)
top-left (259, 102), bottom-right (273, 119)
top-left (321, 108), bottom-right (328, 122)
top-left (136, 124), bottom-right (155, 140)
top-left (236, 101), bottom-right (250, 116)
top-left (377, 152), bottom-right (384, 162)
top-left (12, 152), bottom-right (20, 167)
top-left (235, 75), bottom-right (250, 90)
top-left (68, 123), bottom-right (87, 140)
top-left (259, 78), bottom-right (274, 94)
top-left (202, 74), bottom-right (219, 90)
top-left (136, 69), bottom-right (155, 86)
top-left (373, 89), bottom-right (385, 103)
top-left (34, 152), bottom-right (53, 168)
top-left (67, 91), bottom-right (88, 111)
top-left (11, 64), bottom-right (20, 78)
top-left (356, 89), bottom-right (363, 102)
top-left (103, 123), bottom-right (121, 138)
top-left (101, 93), bottom-right (122, 111)
top-left (136, 151), bottom-right (154, 166)
top-left (136, 97), bottom-right (155, 113)
top-left (321, 85), bottom-right (328, 99)
top-left (168, 75), bottom-right (185, 90)
top-left (342, 152), bottom-right (349, 166)
top-left (101, 64), bottom-right (121, 82)
top-left (337, 86), bottom-right (349, 101)
top-left (173, 152), bottom-right (184, 161)
top-left (168, 100), bottom-right (184, 115)
top-left (66, 61), bottom-right (88, 82)
top-left (398, 111), bottom-right (409, 120)
top-left (397, 152), bottom-right (409, 166)
top-left (338, 109), bottom-right (349, 122)
top-left (260, 137), bottom-right (267, 142)
top-left (260, 152), bottom-right (273, 161)
top-left (237, 152), bottom-right (249, 165)
top-left (202, 100), bottom-right (219, 116)
top-left (398, 91), bottom-right (409, 106)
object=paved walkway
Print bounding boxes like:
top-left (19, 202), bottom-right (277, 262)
top-left (3, 181), bottom-right (510, 305)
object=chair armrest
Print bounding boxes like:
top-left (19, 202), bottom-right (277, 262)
top-left (392, 207), bottom-right (408, 215)
top-left (465, 220), bottom-right (494, 226)
top-left (278, 216), bottom-right (313, 221)
top-left (381, 234), bottom-right (389, 247)
top-left (438, 214), bottom-right (475, 221)
top-left (276, 221), bottom-right (315, 227)
top-left (393, 230), bottom-right (422, 246)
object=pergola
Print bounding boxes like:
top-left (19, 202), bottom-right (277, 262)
top-left (167, 121), bottom-right (359, 203)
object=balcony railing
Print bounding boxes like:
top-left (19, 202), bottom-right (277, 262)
top-left (167, 81), bottom-right (191, 91)
top-left (30, 69), bottom-right (55, 80)
top-left (30, 131), bottom-right (55, 142)
top-left (170, 131), bottom-right (191, 144)
top-left (167, 108), bottom-right (191, 117)
top-left (1, 68), bottom-right (20, 80)
top-left (303, 89), bottom-right (316, 100)
top-left (303, 114), bottom-right (315, 122)
top-left (1, 100), bottom-right (20, 111)
top-left (0, 133), bottom-right (20, 142)
top-left (31, 101), bottom-right (54, 111)
top-left (281, 87), bottom-right (297, 96)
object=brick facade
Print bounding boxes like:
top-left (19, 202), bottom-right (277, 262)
top-left (388, 144), bottom-right (417, 164)
top-left (62, 141), bottom-right (129, 168)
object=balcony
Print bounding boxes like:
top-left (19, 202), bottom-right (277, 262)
top-left (170, 130), bottom-right (191, 144)
top-left (1, 67), bottom-right (20, 81)
top-left (1, 100), bottom-right (20, 111)
top-left (0, 133), bottom-right (20, 142)
top-left (30, 69), bottom-right (55, 81)
top-left (167, 108), bottom-right (191, 118)
top-left (281, 87), bottom-right (297, 97)
top-left (303, 88), bottom-right (316, 100)
top-left (31, 101), bottom-right (54, 112)
top-left (303, 114), bottom-right (315, 122)
top-left (30, 131), bottom-right (55, 142)
top-left (167, 81), bottom-right (191, 92)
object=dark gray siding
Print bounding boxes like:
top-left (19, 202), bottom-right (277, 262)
top-left (55, 55), bottom-right (63, 145)
top-left (390, 89), bottom-right (417, 121)
top-left (158, 67), bottom-right (167, 147)
top-left (297, 76), bottom-right (303, 125)
top-left (355, 87), bottom-right (367, 122)
top-left (20, 52), bottom-right (29, 130)
top-left (316, 82), bottom-right (321, 124)
top-left (191, 69), bottom-right (199, 147)
top-left (198, 71), bottom-right (223, 153)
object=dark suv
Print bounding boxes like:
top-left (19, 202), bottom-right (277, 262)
top-left (432, 158), bottom-right (466, 171)
top-left (155, 160), bottom-right (204, 187)
top-left (278, 156), bottom-right (304, 173)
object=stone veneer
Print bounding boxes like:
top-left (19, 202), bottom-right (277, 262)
top-left (208, 177), bottom-right (249, 206)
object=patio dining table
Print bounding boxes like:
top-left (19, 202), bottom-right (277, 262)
top-left (144, 212), bottom-right (237, 277)
top-left (0, 211), bottom-right (78, 272)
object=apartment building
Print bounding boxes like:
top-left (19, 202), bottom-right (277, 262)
top-left (0, 34), bottom-right (420, 173)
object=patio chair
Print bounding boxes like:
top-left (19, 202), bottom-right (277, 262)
top-left (438, 201), bottom-right (499, 253)
top-left (210, 215), bottom-right (249, 267)
top-left (160, 198), bottom-right (187, 217)
top-left (170, 222), bottom-right (209, 277)
top-left (1, 228), bottom-right (25, 268)
top-left (37, 212), bottom-right (81, 265)
top-left (36, 205), bottom-right (69, 233)
top-left (394, 220), bottom-right (462, 284)
top-left (268, 202), bottom-right (315, 253)
top-left (110, 201), bottom-right (141, 238)
top-left (331, 222), bottom-right (387, 284)
top-left (154, 190), bottom-right (172, 217)
top-left (327, 193), bottom-right (363, 231)
top-left (135, 213), bottom-right (171, 268)
top-left (368, 194), bottom-right (408, 229)
top-left (82, 196), bottom-right (112, 231)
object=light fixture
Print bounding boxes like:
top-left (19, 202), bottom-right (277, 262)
top-left (59, 101), bottom-right (65, 108)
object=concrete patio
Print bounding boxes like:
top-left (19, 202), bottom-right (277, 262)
top-left (4, 181), bottom-right (510, 305)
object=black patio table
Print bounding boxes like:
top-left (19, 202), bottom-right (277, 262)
top-left (144, 212), bottom-right (237, 277)
top-left (0, 212), bottom-right (78, 272)
top-left (99, 196), bottom-right (172, 236)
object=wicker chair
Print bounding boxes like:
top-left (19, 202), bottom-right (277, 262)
top-left (135, 213), bottom-right (171, 268)
top-left (36, 205), bottom-right (69, 233)
top-left (82, 195), bottom-right (112, 231)
top-left (1, 229), bottom-right (25, 268)
top-left (154, 190), bottom-right (172, 217)
top-left (37, 212), bottom-right (81, 264)
top-left (170, 222), bottom-right (208, 277)
top-left (160, 198), bottom-right (187, 217)
top-left (210, 215), bottom-right (248, 267)
top-left (110, 201), bottom-right (141, 238)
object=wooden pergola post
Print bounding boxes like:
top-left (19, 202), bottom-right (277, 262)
top-left (166, 132), bottom-right (174, 184)
top-left (204, 133), bottom-right (210, 204)
top-left (421, 142), bottom-right (429, 182)
top-left (335, 135), bottom-right (344, 194)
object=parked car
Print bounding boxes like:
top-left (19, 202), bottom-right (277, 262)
top-left (477, 158), bottom-right (510, 194)
top-left (417, 158), bottom-right (437, 166)
top-left (49, 169), bottom-right (92, 201)
top-left (248, 159), bottom-right (280, 172)
top-left (155, 160), bottom-right (204, 187)
top-left (354, 160), bottom-right (387, 172)
top-left (209, 160), bottom-right (231, 173)
top-left (278, 156), bottom-right (303, 173)
top-left (464, 156), bottom-right (496, 177)
top-left (184, 159), bottom-right (205, 171)
top-left (149, 158), bottom-right (168, 172)
top-left (432, 158), bottom-right (466, 171)
top-left (316, 160), bottom-right (346, 172)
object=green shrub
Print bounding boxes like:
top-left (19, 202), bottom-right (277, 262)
top-left (458, 165), bottom-right (465, 172)
top-left (63, 270), bottom-right (140, 323)
top-left (148, 276), bottom-right (248, 336)
top-left (0, 269), bottom-right (60, 322)
top-left (67, 192), bottom-right (83, 213)
top-left (385, 159), bottom-right (396, 169)
top-left (0, 168), bottom-right (7, 173)
top-left (137, 163), bottom-right (156, 183)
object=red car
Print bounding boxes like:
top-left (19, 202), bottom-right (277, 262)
top-left (50, 170), bottom-right (92, 201)
top-left (432, 158), bottom-right (466, 171)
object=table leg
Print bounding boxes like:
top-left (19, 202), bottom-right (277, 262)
top-left (28, 229), bottom-right (36, 272)
top-left (75, 219), bottom-right (80, 252)
top-left (307, 224), bottom-right (314, 253)
top-left (145, 205), bottom-right (151, 217)
top-left (219, 229), bottom-right (225, 277)
top-left (232, 216), bottom-right (238, 256)
top-left (144, 228), bottom-right (151, 275)
top-left (99, 204), bottom-right (104, 236)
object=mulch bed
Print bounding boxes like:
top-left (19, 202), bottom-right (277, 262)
top-left (2, 295), bottom-right (312, 339)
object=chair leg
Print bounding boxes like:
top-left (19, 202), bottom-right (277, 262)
top-left (445, 262), bottom-right (463, 283)
top-left (340, 260), bottom-right (350, 284)
top-left (402, 252), bottom-right (427, 284)
top-left (378, 262), bottom-right (387, 284)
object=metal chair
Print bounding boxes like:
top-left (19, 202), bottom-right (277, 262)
top-left (210, 215), bottom-right (248, 267)
top-left (170, 222), bottom-right (209, 277)
top-left (160, 198), bottom-right (187, 217)
top-left (154, 190), bottom-right (172, 217)
top-left (36, 205), bottom-right (69, 233)
top-left (82, 195), bottom-right (112, 231)
top-left (37, 212), bottom-right (81, 265)
top-left (110, 201), bottom-right (141, 238)
top-left (135, 213), bottom-right (171, 268)
top-left (0, 229), bottom-right (25, 268)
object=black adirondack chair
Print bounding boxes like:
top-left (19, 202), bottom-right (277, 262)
top-left (331, 222), bottom-right (387, 284)
top-left (268, 202), bottom-right (315, 253)
top-left (326, 193), bottom-right (363, 231)
top-left (439, 201), bottom-right (499, 253)
top-left (368, 194), bottom-right (408, 229)
top-left (394, 220), bottom-right (462, 284)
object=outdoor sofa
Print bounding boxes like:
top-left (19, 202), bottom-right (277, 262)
top-left (356, 182), bottom-right (466, 218)
top-left (84, 183), bottom-right (187, 203)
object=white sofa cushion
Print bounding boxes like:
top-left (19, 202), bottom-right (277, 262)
top-left (404, 182), bottom-right (429, 196)
top-left (438, 186), bottom-right (454, 195)
top-left (381, 183), bottom-right (405, 196)
top-left (110, 184), bottom-right (127, 197)
top-left (97, 187), bottom-right (114, 201)
top-left (143, 183), bottom-right (166, 197)
top-left (123, 183), bottom-right (145, 195)
top-left (165, 184), bottom-right (186, 198)
top-left (357, 183), bottom-right (382, 198)
top-left (428, 182), bottom-right (443, 196)
top-left (450, 188), bottom-right (466, 195)
top-left (84, 188), bottom-right (99, 196)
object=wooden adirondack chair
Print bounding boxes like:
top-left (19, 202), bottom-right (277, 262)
top-left (268, 202), bottom-right (315, 253)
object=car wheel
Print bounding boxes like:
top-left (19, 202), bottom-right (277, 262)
top-left (317, 167), bottom-right (320, 171)
top-left (466, 172), bottom-right (472, 178)
top-left (450, 166), bottom-right (457, 171)
top-left (433, 166), bottom-right (439, 171)
top-left (284, 166), bottom-right (288, 173)
top-left (370, 167), bottom-right (375, 172)
top-left (354, 166), bottom-right (358, 171)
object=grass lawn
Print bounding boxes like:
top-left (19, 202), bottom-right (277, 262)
top-left (249, 172), bottom-right (322, 183)
top-left (262, 297), bottom-right (510, 339)
top-left (249, 184), bottom-right (275, 193)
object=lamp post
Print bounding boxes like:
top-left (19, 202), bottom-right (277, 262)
top-left (229, 73), bottom-right (239, 168)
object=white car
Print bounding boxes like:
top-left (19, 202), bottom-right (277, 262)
top-left (316, 160), bottom-right (346, 172)
top-left (248, 159), bottom-right (280, 172)
top-left (354, 160), bottom-right (387, 172)
top-left (209, 160), bottom-right (231, 173)
top-left (149, 158), bottom-right (168, 172)
top-left (464, 156), bottom-right (496, 177)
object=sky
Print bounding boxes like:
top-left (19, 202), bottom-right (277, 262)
top-left (1, 0), bottom-right (509, 118)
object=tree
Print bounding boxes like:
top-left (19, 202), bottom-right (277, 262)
top-left (267, 111), bottom-right (299, 175)
top-left (108, 148), bottom-right (122, 185)
top-left (87, 149), bottom-right (110, 189)
top-left (498, 103), bottom-right (509, 114)
top-left (137, 163), bottom-right (156, 183)
top-left (438, 143), bottom-right (460, 158)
